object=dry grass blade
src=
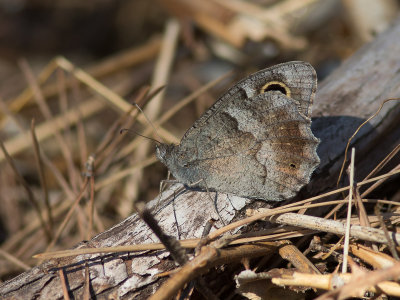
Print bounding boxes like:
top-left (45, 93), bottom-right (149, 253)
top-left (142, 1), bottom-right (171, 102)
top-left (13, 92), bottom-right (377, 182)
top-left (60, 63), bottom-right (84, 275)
top-left (0, 248), bottom-right (30, 271)
top-left (59, 269), bottom-right (71, 300)
top-left (7, 59), bottom-right (59, 113)
top-left (19, 58), bottom-right (79, 191)
top-left (40, 149), bottom-right (75, 200)
top-left (374, 203), bottom-right (399, 260)
top-left (270, 213), bottom-right (400, 245)
top-left (0, 97), bottom-right (26, 132)
top-left (271, 268), bottom-right (400, 298)
top-left (70, 77), bottom-right (89, 172)
top-left (315, 259), bottom-right (400, 299)
top-left (83, 263), bottom-right (90, 300)
top-left (2, 198), bottom-right (72, 254)
top-left (354, 187), bottom-right (370, 228)
top-left (86, 156), bottom-right (95, 240)
top-left (349, 244), bottom-right (397, 269)
top-left (94, 88), bottom-right (148, 169)
top-left (361, 162), bottom-right (400, 198)
top-left (337, 98), bottom-right (400, 187)
top-left (342, 148), bottom-right (355, 273)
top-left (326, 160), bottom-right (400, 220)
top-left (0, 138), bottom-right (51, 240)
top-left (278, 241), bottom-right (320, 274)
top-left (85, 37), bottom-right (161, 79)
top-left (56, 68), bottom-right (70, 138)
top-left (6, 37), bottom-right (160, 116)
top-left (363, 143), bottom-right (400, 181)
top-left (0, 97), bottom-right (105, 163)
top-left (44, 178), bottom-right (89, 254)
top-left (30, 119), bottom-right (53, 232)
top-left (95, 156), bottom-right (157, 191)
top-left (55, 56), bottom-right (132, 112)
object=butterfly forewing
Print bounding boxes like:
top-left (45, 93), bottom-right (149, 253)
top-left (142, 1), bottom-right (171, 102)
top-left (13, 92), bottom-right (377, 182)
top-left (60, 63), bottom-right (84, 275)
top-left (156, 61), bottom-right (320, 201)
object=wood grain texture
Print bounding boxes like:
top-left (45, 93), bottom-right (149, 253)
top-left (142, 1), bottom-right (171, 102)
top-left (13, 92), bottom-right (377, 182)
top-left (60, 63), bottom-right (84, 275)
top-left (1, 16), bottom-right (400, 300)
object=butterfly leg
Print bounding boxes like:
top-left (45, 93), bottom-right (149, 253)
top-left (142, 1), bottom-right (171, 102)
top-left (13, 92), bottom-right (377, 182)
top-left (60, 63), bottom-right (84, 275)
top-left (159, 170), bottom-right (172, 195)
top-left (187, 178), bottom-right (227, 227)
top-left (156, 171), bottom-right (180, 210)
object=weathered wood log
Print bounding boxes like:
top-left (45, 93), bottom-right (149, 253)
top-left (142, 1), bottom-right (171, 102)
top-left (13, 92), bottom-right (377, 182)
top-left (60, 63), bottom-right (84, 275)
top-left (1, 16), bottom-right (400, 300)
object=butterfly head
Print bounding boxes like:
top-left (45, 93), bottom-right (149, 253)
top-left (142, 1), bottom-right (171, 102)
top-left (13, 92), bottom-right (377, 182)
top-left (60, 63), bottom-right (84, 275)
top-left (156, 143), bottom-right (184, 168)
top-left (155, 143), bottom-right (171, 165)
top-left (156, 143), bottom-right (197, 184)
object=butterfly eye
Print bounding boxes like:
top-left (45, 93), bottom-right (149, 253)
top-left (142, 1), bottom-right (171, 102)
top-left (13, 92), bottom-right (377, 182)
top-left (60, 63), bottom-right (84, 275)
top-left (260, 81), bottom-right (291, 97)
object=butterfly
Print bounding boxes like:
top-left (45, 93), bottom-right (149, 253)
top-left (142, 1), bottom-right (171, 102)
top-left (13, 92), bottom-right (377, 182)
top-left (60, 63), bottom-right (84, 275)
top-left (156, 61), bottom-right (320, 201)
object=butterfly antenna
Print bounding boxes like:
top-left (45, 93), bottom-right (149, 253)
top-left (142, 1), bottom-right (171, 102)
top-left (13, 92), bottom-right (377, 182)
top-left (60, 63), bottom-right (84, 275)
top-left (132, 86), bottom-right (166, 143)
top-left (120, 128), bottom-right (162, 145)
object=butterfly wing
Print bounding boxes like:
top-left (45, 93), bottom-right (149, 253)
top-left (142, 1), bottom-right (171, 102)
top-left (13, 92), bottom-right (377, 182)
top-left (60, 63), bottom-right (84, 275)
top-left (174, 90), bottom-right (320, 200)
top-left (181, 61), bottom-right (317, 138)
top-left (160, 61), bottom-right (319, 200)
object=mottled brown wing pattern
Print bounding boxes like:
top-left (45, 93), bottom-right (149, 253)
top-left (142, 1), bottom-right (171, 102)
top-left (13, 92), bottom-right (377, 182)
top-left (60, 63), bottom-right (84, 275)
top-left (156, 61), bottom-right (320, 201)
top-left (181, 61), bottom-right (317, 137)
